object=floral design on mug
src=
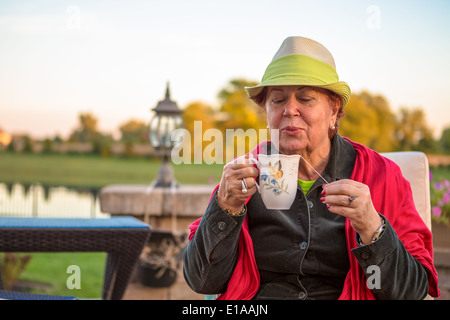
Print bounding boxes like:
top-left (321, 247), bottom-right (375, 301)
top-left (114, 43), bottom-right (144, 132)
top-left (261, 161), bottom-right (289, 196)
top-left (269, 161), bottom-right (283, 179)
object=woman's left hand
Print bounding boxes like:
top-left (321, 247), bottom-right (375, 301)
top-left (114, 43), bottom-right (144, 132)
top-left (321, 179), bottom-right (382, 245)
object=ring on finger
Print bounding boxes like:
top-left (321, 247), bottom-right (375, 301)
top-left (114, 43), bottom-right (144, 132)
top-left (347, 195), bottom-right (356, 207)
top-left (241, 178), bottom-right (248, 193)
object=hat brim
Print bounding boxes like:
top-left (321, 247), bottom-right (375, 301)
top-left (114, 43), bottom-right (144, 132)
top-left (245, 76), bottom-right (351, 108)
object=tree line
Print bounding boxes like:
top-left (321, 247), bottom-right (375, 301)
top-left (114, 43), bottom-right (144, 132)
top-left (183, 78), bottom-right (450, 157)
top-left (2, 78), bottom-right (450, 158)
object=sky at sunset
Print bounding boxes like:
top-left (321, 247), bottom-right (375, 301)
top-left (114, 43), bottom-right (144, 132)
top-left (1, 0), bottom-right (450, 139)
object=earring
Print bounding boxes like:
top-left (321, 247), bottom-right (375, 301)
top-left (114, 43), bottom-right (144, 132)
top-left (331, 125), bottom-right (336, 130)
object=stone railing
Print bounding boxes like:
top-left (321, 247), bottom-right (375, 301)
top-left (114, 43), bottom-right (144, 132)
top-left (99, 184), bottom-right (215, 234)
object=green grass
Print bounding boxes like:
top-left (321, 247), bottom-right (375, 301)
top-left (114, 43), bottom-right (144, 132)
top-left (430, 166), bottom-right (450, 181)
top-left (0, 152), bottom-right (224, 187)
top-left (0, 152), bottom-right (224, 298)
top-left (1, 152), bottom-right (447, 189)
top-left (1, 252), bottom-right (106, 299)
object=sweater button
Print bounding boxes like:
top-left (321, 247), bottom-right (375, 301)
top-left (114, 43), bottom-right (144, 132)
top-left (217, 222), bottom-right (227, 231)
top-left (299, 241), bottom-right (308, 250)
top-left (307, 200), bottom-right (314, 209)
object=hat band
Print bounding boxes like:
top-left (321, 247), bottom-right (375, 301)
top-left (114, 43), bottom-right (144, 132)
top-left (262, 54), bottom-right (339, 85)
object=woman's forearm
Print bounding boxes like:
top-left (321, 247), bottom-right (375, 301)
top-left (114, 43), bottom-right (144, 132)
top-left (183, 192), bottom-right (245, 294)
top-left (352, 215), bottom-right (429, 299)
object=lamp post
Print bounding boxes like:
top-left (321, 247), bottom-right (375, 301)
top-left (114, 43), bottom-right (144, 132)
top-left (148, 82), bottom-right (184, 187)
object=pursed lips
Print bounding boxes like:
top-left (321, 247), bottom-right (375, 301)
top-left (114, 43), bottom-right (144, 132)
top-left (280, 126), bottom-right (304, 136)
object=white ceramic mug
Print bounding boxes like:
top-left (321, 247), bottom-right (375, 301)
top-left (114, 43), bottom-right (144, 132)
top-left (220, 153), bottom-right (299, 210)
top-left (249, 154), bottom-right (300, 209)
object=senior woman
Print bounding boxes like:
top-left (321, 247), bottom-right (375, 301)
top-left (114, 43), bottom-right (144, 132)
top-left (183, 36), bottom-right (439, 300)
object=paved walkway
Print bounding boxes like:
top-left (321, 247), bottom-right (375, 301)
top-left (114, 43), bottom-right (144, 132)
top-left (123, 266), bottom-right (203, 300)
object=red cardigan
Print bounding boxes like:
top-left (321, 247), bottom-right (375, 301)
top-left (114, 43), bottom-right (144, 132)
top-left (188, 139), bottom-right (440, 299)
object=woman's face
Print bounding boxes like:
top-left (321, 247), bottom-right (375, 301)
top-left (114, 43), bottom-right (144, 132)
top-left (264, 86), bottom-right (338, 156)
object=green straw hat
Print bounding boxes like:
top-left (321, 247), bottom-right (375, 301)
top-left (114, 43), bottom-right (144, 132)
top-left (245, 36), bottom-right (351, 107)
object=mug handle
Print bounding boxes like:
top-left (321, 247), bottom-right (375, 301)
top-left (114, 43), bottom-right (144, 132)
top-left (247, 158), bottom-right (260, 192)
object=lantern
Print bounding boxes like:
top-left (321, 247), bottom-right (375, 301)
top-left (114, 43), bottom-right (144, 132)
top-left (148, 83), bottom-right (184, 187)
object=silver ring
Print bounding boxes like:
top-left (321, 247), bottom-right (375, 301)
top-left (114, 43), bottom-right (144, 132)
top-left (241, 178), bottom-right (248, 193)
top-left (348, 195), bottom-right (356, 207)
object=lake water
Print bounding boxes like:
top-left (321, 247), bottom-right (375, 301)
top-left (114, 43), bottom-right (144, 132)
top-left (0, 183), bottom-right (109, 218)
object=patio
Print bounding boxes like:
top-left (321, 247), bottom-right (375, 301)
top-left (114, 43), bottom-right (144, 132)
top-left (1, 163), bottom-right (449, 300)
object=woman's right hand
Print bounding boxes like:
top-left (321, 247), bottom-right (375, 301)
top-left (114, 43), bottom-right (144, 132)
top-left (217, 155), bottom-right (259, 213)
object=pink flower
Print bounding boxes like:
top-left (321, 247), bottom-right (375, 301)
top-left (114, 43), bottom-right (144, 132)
top-left (435, 182), bottom-right (444, 191)
top-left (443, 191), bottom-right (450, 205)
top-left (432, 206), bottom-right (442, 217)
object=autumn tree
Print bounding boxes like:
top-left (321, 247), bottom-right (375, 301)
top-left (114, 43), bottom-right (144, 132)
top-left (183, 101), bottom-right (216, 134)
top-left (216, 78), bottom-right (268, 160)
top-left (216, 78), bottom-right (267, 131)
top-left (119, 119), bottom-right (148, 144)
top-left (69, 112), bottom-right (100, 143)
top-left (339, 94), bottom-right (379, 148)
top-left (69, 112), bottom-right (112, 156)
top-left (181, 101), bottom-right (217, 163)
top-left (396, 107), bottom-right (438, 153)
top-left (361, 91), bottom-right (398, 152)
top-left (440, 126), bottom-right (450, 154)
top-left (340, 91), bottom-right (398, 152)
top-left (179, 79), bottom-right (269, 163)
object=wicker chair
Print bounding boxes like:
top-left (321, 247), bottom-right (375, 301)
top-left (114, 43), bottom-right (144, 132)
top-left (0, 216), bottom-right (151, 300)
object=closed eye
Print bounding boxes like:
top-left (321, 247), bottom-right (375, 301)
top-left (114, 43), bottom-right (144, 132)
top-left (271, 98), bottom-right (285, 104)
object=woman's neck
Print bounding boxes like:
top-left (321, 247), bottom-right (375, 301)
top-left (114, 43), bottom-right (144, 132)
top-left (297, 142), bottom-right (331, 181)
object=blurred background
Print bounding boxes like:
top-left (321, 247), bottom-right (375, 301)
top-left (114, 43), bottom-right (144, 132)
top-left (1, 0), bottom-right (450, 299)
